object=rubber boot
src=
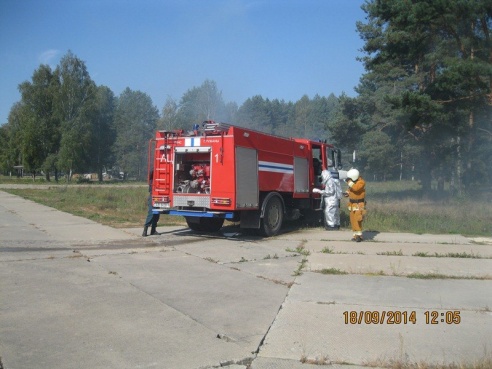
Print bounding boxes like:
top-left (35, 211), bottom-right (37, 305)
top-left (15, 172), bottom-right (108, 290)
top-left (142, 226), bottom-right (148, 237)
top-left (150, 225), bottom-right (161, 236)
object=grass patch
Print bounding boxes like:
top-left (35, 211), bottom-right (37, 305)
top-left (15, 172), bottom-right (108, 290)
top-left (293, 257), bottom-right (309, 276)
top-left (412, 251), bottom-right (488, 259)
top-left (3, 186), bottom-right (184, 228)
top-left (316, 268), bottom-right (348, 275)
top-left (367, 356), bottom-right (492, 369)
top-left (364, 270), bottom-right (386, 276)
top-left (0, 174), bottom-right (145, 186)
top-left (300, 354), bottom-right (330, 365)
top-left (314, 269), bottom-right (490, 280)
top-left (377, 250), bottom-right (404, 256)
top-left (407, 273), bottom-right (491, 280)
top-left (2, 180), bottom-right (492, 236)
top-left (0, 175), bottom-right (51, 184)
top-left (357, 196), bottom-right (492, 237)
top-left (334, 180), bottom-right (492, 237)
top-left (320, 247), bottom-right (354, 255)
top-left (286, 245), bottom-right (310, 256)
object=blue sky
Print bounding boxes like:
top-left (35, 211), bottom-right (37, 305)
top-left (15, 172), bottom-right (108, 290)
top-left (0, 0), bottom-right (367, 125)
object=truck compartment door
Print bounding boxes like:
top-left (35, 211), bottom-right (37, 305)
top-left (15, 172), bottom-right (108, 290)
top-left (235, 146), bottom-right (258, 208)
top-left (294, 156), bottom-right (309, 193)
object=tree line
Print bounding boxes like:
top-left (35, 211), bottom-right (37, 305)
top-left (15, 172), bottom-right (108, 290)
top-left (0, 52), bottom-right (340, 182)
top-left (329, 0), bottom-right (492, 194)
top-left (0, 51), bottom-right (160, 182)
top-left (1, 0), bottom-right (491, 195)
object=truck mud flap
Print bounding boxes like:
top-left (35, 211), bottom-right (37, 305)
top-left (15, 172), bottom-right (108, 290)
top-left (239, 210), bottom-right (261, 229)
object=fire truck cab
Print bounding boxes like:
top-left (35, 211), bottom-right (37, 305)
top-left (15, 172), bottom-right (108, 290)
top-left (149, 121), bottom-right (342, 236)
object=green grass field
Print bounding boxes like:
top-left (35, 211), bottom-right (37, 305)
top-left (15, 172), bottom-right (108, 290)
top-left (1, 181), bottom-right (185, 228)
top-left (1, 177), bottom-right (491, 236)
top-left (361, 180), bottom-right (491, 236)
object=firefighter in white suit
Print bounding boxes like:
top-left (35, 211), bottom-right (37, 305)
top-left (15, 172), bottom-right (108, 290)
top-left (313, 169), bottom-right (342, 230)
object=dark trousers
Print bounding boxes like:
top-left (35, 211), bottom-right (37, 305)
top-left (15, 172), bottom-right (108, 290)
top-left (144, 195), bottom-right (160, 227)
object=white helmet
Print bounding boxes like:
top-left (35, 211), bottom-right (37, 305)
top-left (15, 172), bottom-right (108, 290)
top-left (347, 168), bottom-right (360, 181)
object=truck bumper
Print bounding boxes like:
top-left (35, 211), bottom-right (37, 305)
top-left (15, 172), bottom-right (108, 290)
top-left (153, 209), bottom-right (235, 219)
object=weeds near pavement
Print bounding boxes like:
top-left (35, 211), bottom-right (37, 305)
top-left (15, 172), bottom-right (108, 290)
top-left (320, 247), bottom-right (357, 255)
top-left (407, 271), bottom-right (492, 280)
top-left (366, 355), bottom-right (492, 369)
top-left (316, 268), bottom-right (348, 275)
top-left (286, 245), bottom-right (311, 257)
top-left (256, 275), bottom-right (294, 288)
top-left (321, 247), bottom-right (334, 254)
top-left (412, 251), bottom-right (488, 259)
top-left (288, 244), bottom-right (311, 276)
top-left (293, 257), bottom-right (308, 276)
top-left (300, 354), bottom-right (330, 365)
top-left (364, 270), bottom-right (386, 276)
top-left (377, 250), bottom-right (404, 256)
top-left (313, 269), bottom-right (491, 280)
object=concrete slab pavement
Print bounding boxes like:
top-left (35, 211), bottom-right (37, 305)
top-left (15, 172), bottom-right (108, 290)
top-left (123, 226), bottom-right (492, 367)
top-left (0, 194), bottom-right (54, 243)
top-left (0, 191), bottom-right (292, 368)
top-left (0, 257), bottom-right (249, 369)
top-left (91, 251), bottom-right (289, 353)
top-left (257, 273), bottom-right (492, 366)
top-left (273, 228), bottom-right (475, 245)
top-left (297, 237), bottom-right (492, 257)
top-left (1, 189), bottom-right (492, 369)
top-left (0, 190), bottom-right (138, 246)
top-left (306, 252), bottom-right (492, 278)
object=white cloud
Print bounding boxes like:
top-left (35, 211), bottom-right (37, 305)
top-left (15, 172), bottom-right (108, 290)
top-left (38, 49), bottom-right (60, 65)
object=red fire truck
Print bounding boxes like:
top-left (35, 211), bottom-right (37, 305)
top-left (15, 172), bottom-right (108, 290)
top-left (148, 121), bottom-right (342, 236)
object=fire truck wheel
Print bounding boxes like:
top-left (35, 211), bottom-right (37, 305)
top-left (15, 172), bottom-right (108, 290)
top-left (185, 217), bottom-right (224, 232)
top-left (200, 217), bottom-right (224, 232)
top-left (185, 217), bottom-right (203, 231)
top-left (260, 195), bottom-right (284, 237)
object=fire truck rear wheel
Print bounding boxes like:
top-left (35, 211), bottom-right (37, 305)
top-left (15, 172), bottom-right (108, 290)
top-left (185, 217), bottom-right (203, 231)
top-left (260, 195), bottom-right (284, 237)
top-left (200, 217), bottom-right (224, 232)
top-left (185, 217), bottom-right (224, 232)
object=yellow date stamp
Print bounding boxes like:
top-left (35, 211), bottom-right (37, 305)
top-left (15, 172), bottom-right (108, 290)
top-left (343, 310), bottom-right (461, 325)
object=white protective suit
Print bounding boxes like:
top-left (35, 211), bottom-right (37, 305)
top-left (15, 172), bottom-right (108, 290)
top-left (320, 170), bottom-right (342, 229)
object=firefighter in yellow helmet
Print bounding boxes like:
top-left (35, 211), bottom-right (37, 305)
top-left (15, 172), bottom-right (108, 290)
top-left (343, 168), bottom-right (366, 242)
